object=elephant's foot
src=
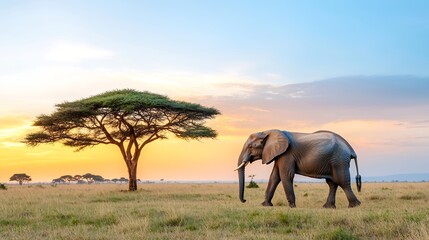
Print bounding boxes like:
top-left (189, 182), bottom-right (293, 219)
top-left (261, 201), bottom-right (273, 207)
top-left (348, 200), bottom-right (361, 208)
top-left (323, 202), bottom-right (336, 209)
top-left (289, 202), bottom-right (296, 208)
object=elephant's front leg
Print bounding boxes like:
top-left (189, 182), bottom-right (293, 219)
top-left (262, 161), bottom-right (280, 206)
top-left (278, 155), bottom-right (296, 208)
top-left (323, 178), bottom-right (338, 208)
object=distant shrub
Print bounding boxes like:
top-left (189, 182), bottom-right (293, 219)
top-left (246, 181), bottom-right (259, 188)
top-left (246, 174), bottom-right (259, 188)
top-left (368, 195), bottom-right (386, 201)
top-left (0, 183), bottom-right (7, 190)
top-left (399, 192), bottom-right (426, 200)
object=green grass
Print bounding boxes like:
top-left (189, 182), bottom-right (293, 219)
top-left (0, 183), bottom-right (428, 239)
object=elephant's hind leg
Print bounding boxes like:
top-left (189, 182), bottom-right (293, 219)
top-left (341, 184), bottom-right (361, 208)
top-left (336, 167), bottom-right (361, 208)
top-left (323, 178), bottom-right (338, 209)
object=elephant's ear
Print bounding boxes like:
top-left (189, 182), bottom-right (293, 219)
top-left (262, 130), bottom-right (289, 164)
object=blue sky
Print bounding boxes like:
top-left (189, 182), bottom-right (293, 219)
top-left (0, 1), bottom-right (429, 181)
top-left (2, 1), bottom-right (429, 82)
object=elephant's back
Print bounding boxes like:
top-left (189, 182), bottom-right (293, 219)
top-left (291, 131), bottom-right (338, 156)
top-left (294, 131), bottom-right (336, 145)
top-left (313, 130), bottom-right (356, 157)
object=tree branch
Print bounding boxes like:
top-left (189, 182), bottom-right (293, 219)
top-left (95, 116), bottom-right (120, 145)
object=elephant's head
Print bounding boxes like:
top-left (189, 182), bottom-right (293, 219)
top-left (235, 129), bottom-right (289, 203)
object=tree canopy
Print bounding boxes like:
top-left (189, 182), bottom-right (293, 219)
top-left (25, 89), bottom-right (220, 190)
top-left (52, 173), bottom-right (105, 184)
top-left (10, 173), bottom-right (32, 185)
top-left (25, 89), bottom-right (219, 149)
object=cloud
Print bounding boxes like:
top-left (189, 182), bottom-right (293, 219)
top-left (0, 116), bottom-right (31, 129)
top-left (46, 41), bottom-right (114, 62)
top-left (0, 65), bottom-right (265, 117)
top-left (0, 116), bottom-right (32, 133)
top-left (240, 106), bottom-right (270, 113)
top-left (1, 142), bottom-right (24, 148)
top-left (188, 75), bottom-right (429, 146)
top-left (0, 122), bottom-right (32, 148)
top-left (3, 70), bottom-right (429, 141)
top-left (202, 75), bottom-right (429, 122)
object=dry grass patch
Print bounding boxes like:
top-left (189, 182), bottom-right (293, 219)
top-left (0, 182), bottom-right (428, 239)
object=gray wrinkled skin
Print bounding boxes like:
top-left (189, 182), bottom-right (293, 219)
top-left (237, 129), bottom-right (361, 208)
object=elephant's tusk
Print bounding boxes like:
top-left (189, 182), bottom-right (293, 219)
top-left (234, 161), bottom-right (249, 171)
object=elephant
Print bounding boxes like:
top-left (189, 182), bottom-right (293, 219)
top-left (235, 129), bottom-right (361, 208)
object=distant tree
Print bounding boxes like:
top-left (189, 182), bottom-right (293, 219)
top-left (59, 175), bottom-right (74, 183)
top-left (82, 173), bottom-right (95, 184)
top-left (92, 174), bottom-right (105, 183)
top-left (74, 175), bottom-right (83, 181)
top-left (10, 173), bottom-right (32, 185)
top-left (79, 173), bottom-right (104, 183)
top-left (77, 180), bottom-right (86, 184)
top-left (24, 89), bottom-right (220, 191)
top-left (0, 183), bottom-right (7, 190)
top-left (52, 178), bottom-right (65, 184)
top-left (119, 177), bottom-right (128, 183)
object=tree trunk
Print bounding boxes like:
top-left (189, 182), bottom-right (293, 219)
top-left (19, 180), bottom-right (23, 186)
top-left (127, 163), bottom-right (138, 191)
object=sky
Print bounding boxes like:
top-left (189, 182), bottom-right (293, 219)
top-left (1, 1), bottom-right (429, 182)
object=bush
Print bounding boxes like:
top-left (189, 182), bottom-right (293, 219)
top-left (399, 192), bottom-right (426, 200)
top-left (0, 183), bottom-right (7, 190)
top-left (246, 181), bottom-right (259, 188)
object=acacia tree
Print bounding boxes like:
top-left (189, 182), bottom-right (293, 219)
top-left (59, 175), bottom-right (74, 183)
top-left (82, 173), bottom-right (96, 184)
top-left (24, 89), bottom-right (220, 191)
top-left (10, 173), bottom-right (32, 185)
top-left (52, 178), bottom-right (65, 184)
top-left (82, 173), bottom-right (105, 183)
top-left (74, 175), bottom-right (83, 181)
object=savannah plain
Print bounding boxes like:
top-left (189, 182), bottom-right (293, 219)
top-left (0, 182), bottom-right (428, 240)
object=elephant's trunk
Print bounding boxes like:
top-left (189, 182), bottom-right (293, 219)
top-left (237, 145), bottom-right (250, 203)
top-left (238, 167), bottom-right (246, 203)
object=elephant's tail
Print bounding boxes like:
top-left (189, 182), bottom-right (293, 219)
top-left (352, 155), bottom-right (362, 192)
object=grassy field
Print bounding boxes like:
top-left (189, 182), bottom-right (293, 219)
top-left (0, 182), bottom-right (428, 240)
